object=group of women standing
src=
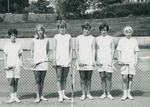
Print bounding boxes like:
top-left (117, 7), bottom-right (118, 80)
top-left (4, 20), bottom-right (139, 103)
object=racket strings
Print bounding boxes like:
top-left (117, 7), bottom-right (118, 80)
top-left (22, 58), bottom-right (32, 70)
top-left (136, 59), bottom-right (150, 71)
top-left (113, 61), bottom-right (126, 71)
top-left (69, 60), bottom-right (77, 70)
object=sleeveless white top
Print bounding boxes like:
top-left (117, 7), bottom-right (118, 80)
top-left (96, 35), bottom-right (113, 72)
top-left (54, 33), bottom-right (71, 67)
top-left (96, 35), bottom-right (113, 63)
top-left (77, 35), bottom-right (95, 70)
top-left (32, 38), bottom-right (48, 71)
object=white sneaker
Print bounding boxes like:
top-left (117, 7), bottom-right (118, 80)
top-left (121, 95), bottom-right (127, 101)
top-left (41, 96), bottom-right (48, 101)
top-left (35, 99), bottom-right (40, 103)
top-left (15, 97), bottom-right (22, 103)
top-left (8, 98), bottom-right (15, 103)
top-left (107, 94), bottom-right (114, 100)
top-left (80, 95), bottom-right (86, 101)
top-left (99, 94), bottom-right (106, 99)
top-left (63, 95), bottom-right (71, 100)
top-left (127, 94), bottom-right (134, 100)
top-left (87, 94), bottom-right (94, 100)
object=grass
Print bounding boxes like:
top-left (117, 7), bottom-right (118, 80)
top-left (0, 16), bottom-right (150, 38)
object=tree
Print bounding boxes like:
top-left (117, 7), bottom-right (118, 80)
top-left (0, 0), bottom-right (29, 13)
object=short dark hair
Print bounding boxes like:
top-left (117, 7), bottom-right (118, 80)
top-left (8, 29), bottom-right (18, 36)
top-left (99, 23), bottom-right (109, 31)
top-left (81, 22), bottom-right (91, 30)
top-left (57, 20), bottom-right (67, 29)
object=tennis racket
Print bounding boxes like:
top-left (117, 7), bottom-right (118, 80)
top-left (22, 58), bottom-right (33, 70)
top-left (113, 61), bottom-right (129, 71)
top-left (0, 58), bottom-right (16, 71)
top-left (70, 59), bottom-right (77, 107)
top-left (135, 56), bottom-right (150, 72)
top-left (22, 51), bottom-right (61, 70)
top-left (48, 51), bottom-right (61, 68)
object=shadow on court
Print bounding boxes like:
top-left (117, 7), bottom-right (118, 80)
top-left (6, 89), bottom-right (148, 100)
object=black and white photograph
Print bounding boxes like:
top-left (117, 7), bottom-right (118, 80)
top-left (0, 0), bottom-right (150, 107)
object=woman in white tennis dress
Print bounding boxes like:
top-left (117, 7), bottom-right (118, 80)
top-left (96, 23), bottom-right (115, 100)
top-left (53, 20), bottom-right (72, 102)
top-left (76, 22), bottom-right (95, 101)
top-left (117, 26), bottom-right (139, 101)
top-left (31, 24), bottom-right (49, 103)
top-left (4, 29), bottom-right (23, 103)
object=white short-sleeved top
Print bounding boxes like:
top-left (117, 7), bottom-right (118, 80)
top-left (77, 35), bottom-right (95, 70)
top-left (32, 38), bottom-right (49, 71)
top-left (4, 42), bottom-right (23, 67)
top-left (96, 35), bottom-right (113, 63)
top-left (116, 37), bottom-right (140, 63)
top-left (54, 33), bottom-right (71, 67)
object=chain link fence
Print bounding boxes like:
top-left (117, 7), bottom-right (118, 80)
top-left (0, 51), bottom-right (150, 99)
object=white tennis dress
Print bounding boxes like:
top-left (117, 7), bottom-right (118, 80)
top-left (77, 35), bottom-right (95, 71)
top-left (96, 35), bottom-right (113, 72)
top-left (117, 37), bottom-right (140, 75)
top-left (32, 38), bottom-right (49, 71)
top-left (54, 33), bottom-right (71, 67)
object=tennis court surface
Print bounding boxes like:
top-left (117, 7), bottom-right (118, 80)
top-left (1, 49), bottom-right (150, 107)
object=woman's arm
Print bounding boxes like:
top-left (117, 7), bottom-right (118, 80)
top-left (69, 37), bottom-right (73, 61)
top-left (76, 38), bottom-right (81, 63)
top-left (92, 38), bottom-right (96, 65)
top-left (118, 50), bottom-right (122, 62)
top-left (95, 39), bottom-right (98, 62)
top-left (111, 38), bottom-right (115, 65)
top-left (46, 40), bottom-right (50, 56)
top-left (30, 39), bottom-right (34, 64)
top-left (19, 53), bottom-right (23, 67)
top-left (4, 53), bottom-right (8, 69)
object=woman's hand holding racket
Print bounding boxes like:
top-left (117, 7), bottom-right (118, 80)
top-left (95, 60), bottom-right (111, 70)
top-left (48, 51), bottom-right (61, 68)
top-left (5, 66), bottom-right (16, 71)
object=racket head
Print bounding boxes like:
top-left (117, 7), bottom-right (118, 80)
top-left (113, 61), bottom-right (126, 71)
top-left (69, 59), bottom-right (77, 70)
top-left (48, 51), bottom-right (61, 67)
top-left (136, 58), bottom-right (150, 72)
top-left (22, 58), bottom-right (33, 70)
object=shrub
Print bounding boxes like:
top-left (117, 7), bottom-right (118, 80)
top-left (93, 11), bottom-right (106, 19)
top-left (23, 4), bottom-right (40, 13)
top-left (65, 13), bottom-right (80, 20)
top-left (115, 9), bottom-right (131, 17)
top-left (75, 2), bottom-right (150, 19)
